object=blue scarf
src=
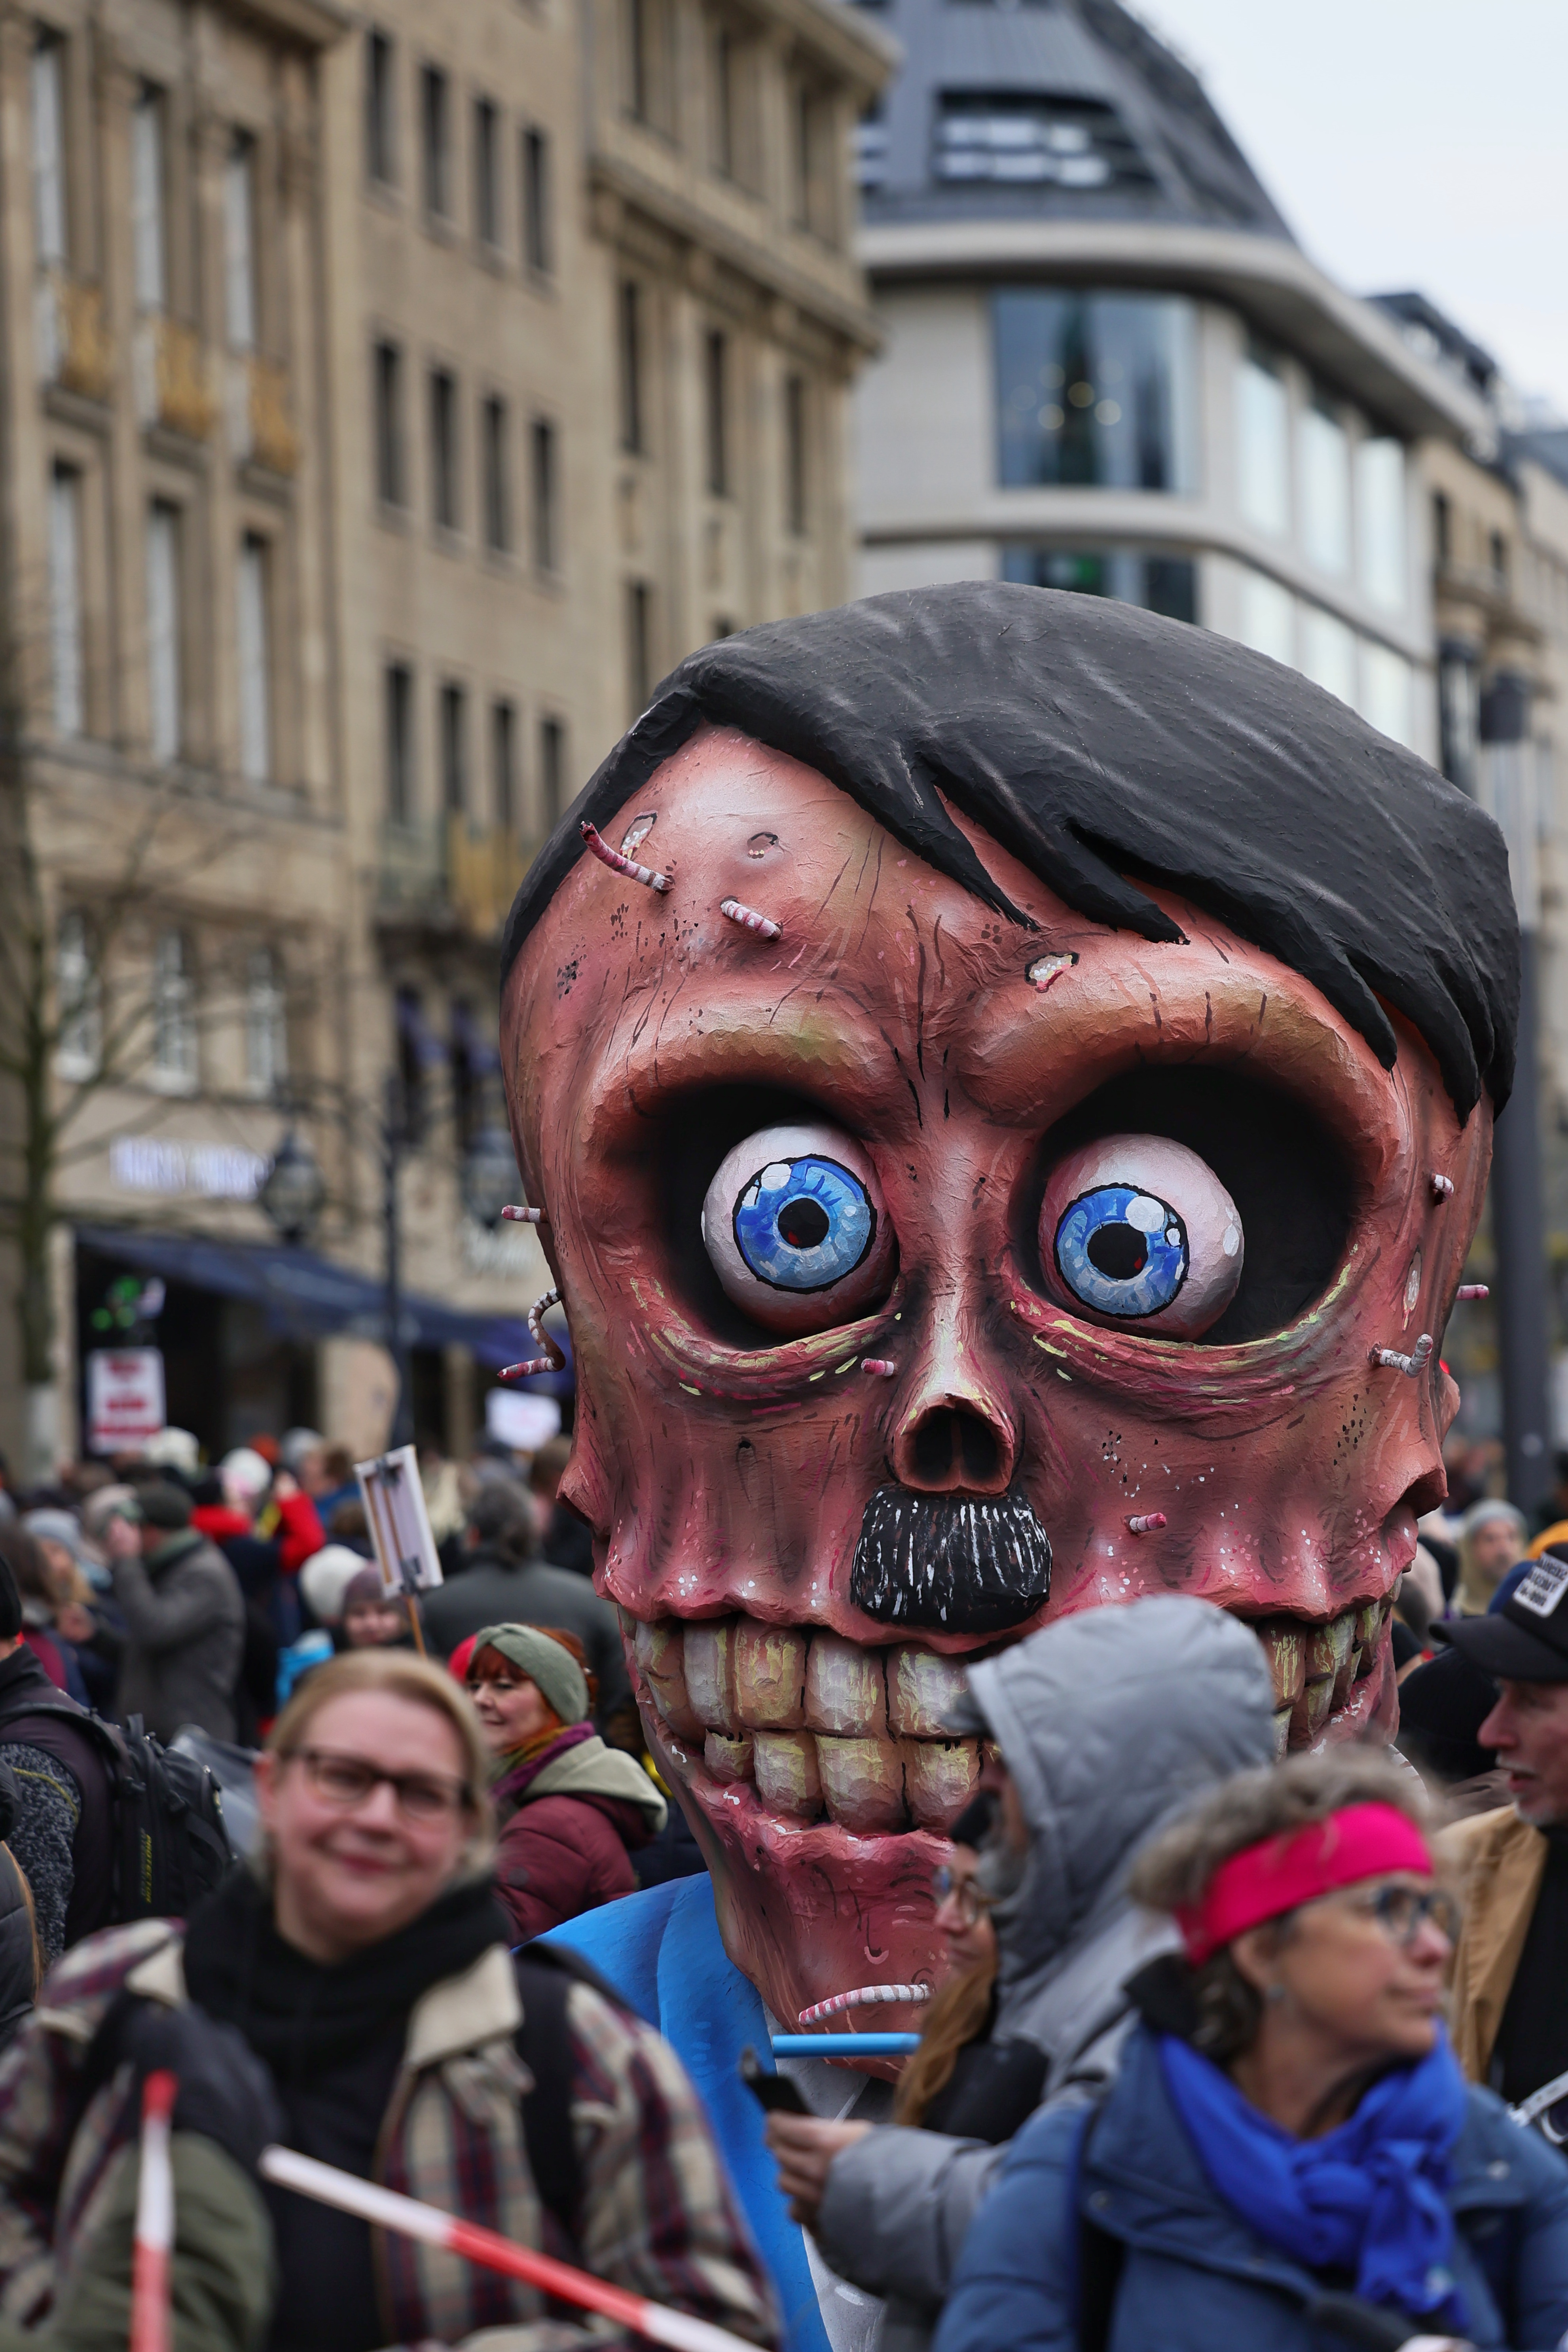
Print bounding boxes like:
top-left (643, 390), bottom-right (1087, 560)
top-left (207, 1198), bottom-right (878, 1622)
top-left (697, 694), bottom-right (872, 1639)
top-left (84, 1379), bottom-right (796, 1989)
top-left (1159, 2028), bottom-right (1470, 2333)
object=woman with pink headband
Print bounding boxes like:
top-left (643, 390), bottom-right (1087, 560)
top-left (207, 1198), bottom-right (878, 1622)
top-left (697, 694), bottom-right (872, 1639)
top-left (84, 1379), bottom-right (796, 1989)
top-left (934, 1752), bottom-right (1568, 2352)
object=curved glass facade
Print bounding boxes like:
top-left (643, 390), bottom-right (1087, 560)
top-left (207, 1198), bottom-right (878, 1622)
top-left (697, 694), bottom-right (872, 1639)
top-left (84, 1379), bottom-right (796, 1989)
top-left (1002, 544), bottom-right (1196, 622)
top-left (995, 290), bottom-right (1196, 492)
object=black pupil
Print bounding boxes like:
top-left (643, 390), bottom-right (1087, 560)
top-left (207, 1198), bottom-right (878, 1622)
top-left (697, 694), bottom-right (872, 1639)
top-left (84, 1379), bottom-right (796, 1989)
top-left (778, 1196), bottom-right (830, 1251)
top-left (1087, 1221), bottom-right (1147, 1281)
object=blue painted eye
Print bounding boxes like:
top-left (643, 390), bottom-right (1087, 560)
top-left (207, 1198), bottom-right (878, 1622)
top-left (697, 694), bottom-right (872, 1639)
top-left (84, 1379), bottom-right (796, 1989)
top-left (1054, 1185), bottom-right (1189, 1319)
top-left (732, 1155), bottom-right (875, 1293)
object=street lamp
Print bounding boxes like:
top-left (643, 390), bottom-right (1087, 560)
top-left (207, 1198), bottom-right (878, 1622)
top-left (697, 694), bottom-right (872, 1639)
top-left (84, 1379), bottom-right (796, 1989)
top-left (258, 1131), bottom-right (326, 1246)
top-left (461, 1126), bottom-right (520, 1230)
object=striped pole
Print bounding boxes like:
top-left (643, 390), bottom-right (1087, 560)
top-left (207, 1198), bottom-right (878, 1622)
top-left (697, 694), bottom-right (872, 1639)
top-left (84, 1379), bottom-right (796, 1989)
top-left (259, 2146), bottom-right (760, 2352)
top-left (129, 2070), bottom-right (177, 2352)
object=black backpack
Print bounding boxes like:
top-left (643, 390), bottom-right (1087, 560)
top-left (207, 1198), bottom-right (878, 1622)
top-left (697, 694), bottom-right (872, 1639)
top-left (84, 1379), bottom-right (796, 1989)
top-left (0, 1690), bottom-right (231, 1922)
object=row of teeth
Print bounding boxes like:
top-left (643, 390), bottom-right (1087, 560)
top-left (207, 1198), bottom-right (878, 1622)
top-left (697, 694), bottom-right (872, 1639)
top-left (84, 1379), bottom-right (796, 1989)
top-left (626, 1595), bottom-right (1392, 1833)
top-left (627, 1615), bottom-right (984, 1834)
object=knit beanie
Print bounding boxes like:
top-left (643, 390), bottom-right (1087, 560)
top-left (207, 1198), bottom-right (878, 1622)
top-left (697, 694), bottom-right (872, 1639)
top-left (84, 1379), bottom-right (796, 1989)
top-left (470, 1623), bottom-right (590, 1725)
top-left (139, 1482), bottom-right (193, 1531)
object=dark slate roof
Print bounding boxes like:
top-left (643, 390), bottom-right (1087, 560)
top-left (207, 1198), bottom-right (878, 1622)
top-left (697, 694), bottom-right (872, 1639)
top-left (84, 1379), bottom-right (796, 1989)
top-left (1370, 293), bottom-right (1500, 398)
top-left (853, 0), bottom-right (1293, 237)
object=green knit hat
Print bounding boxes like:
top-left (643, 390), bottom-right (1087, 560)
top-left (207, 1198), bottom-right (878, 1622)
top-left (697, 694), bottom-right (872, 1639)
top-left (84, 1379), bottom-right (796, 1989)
top-left (470, 1624), bottom-right (590, 1725)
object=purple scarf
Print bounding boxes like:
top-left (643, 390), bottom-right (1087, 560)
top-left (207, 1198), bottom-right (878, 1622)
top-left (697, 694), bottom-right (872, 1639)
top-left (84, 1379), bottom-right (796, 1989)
top-left (493, 1721), bottom-right (596, 1812)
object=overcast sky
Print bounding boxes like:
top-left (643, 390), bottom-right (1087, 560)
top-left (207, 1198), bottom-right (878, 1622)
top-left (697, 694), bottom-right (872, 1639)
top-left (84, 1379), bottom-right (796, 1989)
top-left (1135, 0), bottom-right (1568, 417)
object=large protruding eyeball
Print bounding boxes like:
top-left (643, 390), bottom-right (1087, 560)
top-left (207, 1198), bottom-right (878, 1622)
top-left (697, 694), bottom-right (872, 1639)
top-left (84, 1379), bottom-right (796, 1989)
top-left (1039, 1134), bottom-right (1244, 1340)
top-left (702, 1123), bottom-right (895, 1336)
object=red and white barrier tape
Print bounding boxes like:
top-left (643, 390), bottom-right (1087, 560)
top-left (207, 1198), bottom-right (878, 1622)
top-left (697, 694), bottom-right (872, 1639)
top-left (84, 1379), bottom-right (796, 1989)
top-left (130, 2070), bottom-right (176, 2352)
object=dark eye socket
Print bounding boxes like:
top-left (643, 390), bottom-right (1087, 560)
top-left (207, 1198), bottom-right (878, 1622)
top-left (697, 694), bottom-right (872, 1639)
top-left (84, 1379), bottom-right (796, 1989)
top-left (1032, 1068), bottom-right (1352, 1344)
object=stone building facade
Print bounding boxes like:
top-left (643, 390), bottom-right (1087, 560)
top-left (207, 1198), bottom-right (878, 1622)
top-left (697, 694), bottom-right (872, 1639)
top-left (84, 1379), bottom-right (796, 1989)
top-left (0, 0), bottom-right (887, 1469)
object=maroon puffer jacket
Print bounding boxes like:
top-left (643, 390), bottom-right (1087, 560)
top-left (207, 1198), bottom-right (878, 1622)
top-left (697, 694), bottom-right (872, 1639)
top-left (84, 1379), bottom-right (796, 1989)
top-left (490, 1726), bottom-right (664, 1943)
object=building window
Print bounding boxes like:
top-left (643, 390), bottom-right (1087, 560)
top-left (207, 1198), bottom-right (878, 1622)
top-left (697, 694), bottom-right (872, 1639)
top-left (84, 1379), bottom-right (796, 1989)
top-left (385, 660), bottom-right (415, 821)
top-left (56, 910), bottom-right (100, 1080)
top-left (705, 330), bottom-right (728, 497)
top-left (540, 715), bottom-right (565, 828)
top-left (1300, 602), bottom-right (1355, 706)
top-left (146, 502), bottom-right (181, 766)
top-left (374, 339), bottom-right (405, 507)
top-left (1355, 437), bottom-right (1405, 612)
top-left (245, 947), bottom-right (287, 1097)
top-left (855, 100), bottom-right (888, 193)
top-left (1490, 531), bottom-right (1509, 593)
top-left (625, 0), bottom-right (650, 121)
top-left (1432, 491), bottom-right (1452, 567)
top-left (48, 464), bottom-right (83, 738)
top-left (151, 930), bottom-right (197, 1094)
top-left (492, 699), bottom-right (516, 832)
top-left (995, 290), bottom-right (1196, 493)
top-left (430, 367), bottom-right (459, 531)
top-left (1237, 347), bottom-right (1288, 536)
top-left (1359, 641), bottom-right (1413, 747)
top-left (1234, 567), bottom-right (1295, 666)
top-left (936, 92), bottom-right (1154, 193)
top-left (785, 373), bottom-right (808, 535)
top-left (396, 985), bottom-right (427, 1140)
top-left (421, 65), bottom-right (451, 220)
top-left (31, 35), bottom-right (66, 268)
top-left (521, 127), bottom-right (551, 273)
top-left (224, 135), bottom-right (257, 351)
top-left (711, 24), bottom-right (736, 177)
top-left (366, 29), bottom-right (396, 186)
top-left (482, 394), bottom-right (510, 553)
top-left (619, 280), bottom-right (643, 453)
top-left (440, 681), bottom-right (466, 814)
top-left (626, 580), bottom-right (653, 716)
top-left (1299, 399), bottom-right (1350, 577)
top-left (531, 418), bottom-right (557, 572)
top-left (1439, 650), bottom-right (1478, 791)
top-left (474, 97), bottom-right (501, 249)
top-left (1001, 545), bottom-right (1196, 624)
top-left (236, 534), bottom-right (271, 783)
top-left (131, 88), bottom-right (166, 311)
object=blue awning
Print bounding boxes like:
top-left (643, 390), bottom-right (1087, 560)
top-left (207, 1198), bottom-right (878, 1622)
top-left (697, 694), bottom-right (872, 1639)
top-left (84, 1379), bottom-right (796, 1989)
top-left (74, 1224), bottom-right (571, 1393)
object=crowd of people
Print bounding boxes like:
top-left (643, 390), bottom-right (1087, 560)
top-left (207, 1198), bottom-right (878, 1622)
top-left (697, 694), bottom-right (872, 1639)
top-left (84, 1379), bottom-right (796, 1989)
top-left (0, 1423), bottom-right (1562, 2347)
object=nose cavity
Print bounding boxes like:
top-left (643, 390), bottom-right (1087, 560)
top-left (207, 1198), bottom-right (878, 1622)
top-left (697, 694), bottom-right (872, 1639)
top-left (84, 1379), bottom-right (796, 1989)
top-left (894, 1397), bottom-right (1015, 1498)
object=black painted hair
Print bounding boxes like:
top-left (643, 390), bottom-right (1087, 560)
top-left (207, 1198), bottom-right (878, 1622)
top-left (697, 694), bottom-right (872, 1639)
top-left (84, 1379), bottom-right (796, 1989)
top-left (500, 583), bottom-right (1519, 1118)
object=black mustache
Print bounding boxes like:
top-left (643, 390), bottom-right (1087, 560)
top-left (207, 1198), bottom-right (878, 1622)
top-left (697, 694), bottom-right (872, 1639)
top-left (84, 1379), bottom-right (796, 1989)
top-left (849, 1486), bottom-right (1052, 1634)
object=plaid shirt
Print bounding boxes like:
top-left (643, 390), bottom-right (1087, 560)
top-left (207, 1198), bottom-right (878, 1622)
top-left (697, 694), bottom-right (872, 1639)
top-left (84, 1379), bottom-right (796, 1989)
top-left (0, 1918), bottom-right (779, 2350)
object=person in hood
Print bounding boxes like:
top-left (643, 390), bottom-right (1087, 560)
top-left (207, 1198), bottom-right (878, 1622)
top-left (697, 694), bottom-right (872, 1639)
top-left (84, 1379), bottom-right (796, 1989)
top-left (764, 1595), bottom-right (1278, 2352)
top-left (466, 1623), bottom-right (667, 1942)
top-left (935, 1748), bottom-right (1568, 2352)
top-left (104, 1484), bottom-right (244, 1744)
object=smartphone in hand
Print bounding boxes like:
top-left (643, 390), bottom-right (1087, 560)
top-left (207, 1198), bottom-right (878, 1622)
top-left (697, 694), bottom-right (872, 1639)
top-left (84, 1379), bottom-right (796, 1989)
top-left (739, 2044), bottom-right (809, 2115)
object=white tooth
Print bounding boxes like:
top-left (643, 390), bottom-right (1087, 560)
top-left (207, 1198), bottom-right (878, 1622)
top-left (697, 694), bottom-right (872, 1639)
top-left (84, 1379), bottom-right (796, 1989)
top-left (633, 1621), bottom-right (705, 1740)
top-left (752, 1730), bottom-right (823, 1818)
top-left (816, 1735), bottom-right (906, 1832)
top-left (888, 1647), bottom-right (970, 1739)
top-left (906, 1740), bottom-right (980, 1829)
top-left (806, 1635), bottom-right (888, 1737)
top-left (1272, 1704), bottom-right (1293, 1760)
top-left (732, 1623), bottom-right (808, 1729)
top-left (683, 1621), bottom-right (740, 1731)
top-left (1256, 1622), bottom-right (1306, 1711)
top-left (704, 1732), bottom-right (754, 1783)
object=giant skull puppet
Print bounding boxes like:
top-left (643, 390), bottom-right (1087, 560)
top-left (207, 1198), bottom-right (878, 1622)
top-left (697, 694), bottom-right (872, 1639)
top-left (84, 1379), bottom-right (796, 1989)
top-left (502, 584), bottom-right (1517, 2039)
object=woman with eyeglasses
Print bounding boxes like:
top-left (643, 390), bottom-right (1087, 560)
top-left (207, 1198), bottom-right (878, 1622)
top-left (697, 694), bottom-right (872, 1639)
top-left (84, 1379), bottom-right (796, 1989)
top-left (935, 1751), bottom-right (1568, 2352)
top-left (0, 1649), bottom-right (778, 2352)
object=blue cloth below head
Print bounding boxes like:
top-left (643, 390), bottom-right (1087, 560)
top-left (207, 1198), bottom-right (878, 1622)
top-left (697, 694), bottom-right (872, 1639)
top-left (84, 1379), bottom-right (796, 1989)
top-left (540, 1876), bottom-right (832, 2352)
top-left (1159, 2028), bottom-right (1470, 2333)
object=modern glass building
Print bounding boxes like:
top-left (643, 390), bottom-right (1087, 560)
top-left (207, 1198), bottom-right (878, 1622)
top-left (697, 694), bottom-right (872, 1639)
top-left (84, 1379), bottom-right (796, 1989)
top-left (850, 0), bottom-right (1486, 758)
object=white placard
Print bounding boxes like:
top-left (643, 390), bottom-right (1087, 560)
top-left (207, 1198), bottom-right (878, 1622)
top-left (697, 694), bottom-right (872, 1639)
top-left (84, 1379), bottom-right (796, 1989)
top-left (484, 1388), bottom-right (561, 1452)
top-left (86, 1348), bottom-right (166, 1454)
top-left (355, 1443), bottom-right (444, 1596)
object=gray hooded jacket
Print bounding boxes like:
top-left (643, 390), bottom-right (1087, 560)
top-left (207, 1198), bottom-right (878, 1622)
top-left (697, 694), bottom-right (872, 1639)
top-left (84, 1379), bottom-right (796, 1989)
top-left (811, 1595), bottom-right (1278, 2350)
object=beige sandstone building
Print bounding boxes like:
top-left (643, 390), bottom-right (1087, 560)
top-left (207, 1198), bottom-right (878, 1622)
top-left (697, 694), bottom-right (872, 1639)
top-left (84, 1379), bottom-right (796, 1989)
top-left (0, 0), bottom-right (889, 1471)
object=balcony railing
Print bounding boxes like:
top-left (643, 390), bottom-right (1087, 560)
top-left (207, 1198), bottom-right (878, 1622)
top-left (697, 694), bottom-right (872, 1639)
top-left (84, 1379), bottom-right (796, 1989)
top-left (228, 353), bottom-right (300, 475)
top-left (377, 817), bottom-right (533, 939)
top-left (133, 317), bottom-right (218, 441)
top-left (36, 273), bottom-right (114, 402)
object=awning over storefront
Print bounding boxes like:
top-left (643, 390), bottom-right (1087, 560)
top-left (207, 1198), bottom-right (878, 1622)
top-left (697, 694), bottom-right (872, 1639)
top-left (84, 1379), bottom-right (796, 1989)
top-left (74, 1224), bottom-right (571, 1394)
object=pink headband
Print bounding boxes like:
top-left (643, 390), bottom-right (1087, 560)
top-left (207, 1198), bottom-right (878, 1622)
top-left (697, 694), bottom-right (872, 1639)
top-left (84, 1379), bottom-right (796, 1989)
top-left (1176, 1802), bottom-right (1433, 1966)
